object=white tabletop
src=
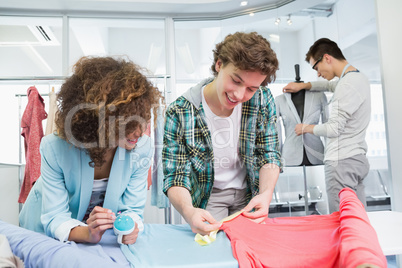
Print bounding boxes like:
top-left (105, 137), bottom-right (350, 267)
top-left (367, 211), bottom-right (402, 256)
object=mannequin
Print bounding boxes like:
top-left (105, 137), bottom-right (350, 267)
top-left (275, 64), bottom-right (329, 214)
top-left (275, 64), bottom-right (328, 167)
top-left (291, 89), bottom-right (311, 166)
top-left (291, 64), bottom-right (316, 166)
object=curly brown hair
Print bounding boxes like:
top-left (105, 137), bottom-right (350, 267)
top-left (210, 32), bottom-right (279, 86)
top-left (55, 56), bottom-right (163, 167)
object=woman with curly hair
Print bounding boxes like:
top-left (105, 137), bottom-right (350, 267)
top-left (20, 56), bottom-right (163, 245)
top-left (163, 32), bottom-right (282, 235)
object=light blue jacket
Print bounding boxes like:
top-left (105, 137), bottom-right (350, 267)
top-left (19, 133), bottom-right (152, 241)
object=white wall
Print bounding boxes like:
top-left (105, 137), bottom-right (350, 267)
top-left (0, 164), bottom-right (20, 225)
top-left (276, 32), bottom-right (299, 81)
top-left (296, 0), bottom-right (380, 83)
top-left (375, 0), bottom-right (402, 212)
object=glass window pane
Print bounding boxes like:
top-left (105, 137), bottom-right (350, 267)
top-left (173, 0), bottom-right (391, 214)
top-left (174, 20), bottom-right (223, 86)
top-left (0, 16), bottom-right (63, 76)
top-left (68, 18), bottom-right (166, 75)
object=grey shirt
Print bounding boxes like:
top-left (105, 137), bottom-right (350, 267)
top-left (311, 71), bottom-right (371, 162)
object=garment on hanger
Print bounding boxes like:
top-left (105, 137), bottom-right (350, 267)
top-left (151, 105), bottom-right (170, 208)
top-left (45, 88), bottom-right (57, 136)
top-left (220, 188), bottom-right (386, 268)
top-left (19, 86), bottom-right (48, 203)
top-left (143, 121), bottom-right (152, 189)
top-left (275, 91), bottom-right (328, 166)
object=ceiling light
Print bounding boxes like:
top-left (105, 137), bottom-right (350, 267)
top-left (240, 1), bottom-right (248, 6)
top-left (269, 34), bottom-right (280, 43)
top-left (287, 15), bottom-right (292, 26)
top-left (274, 17), bottom-right (281, 25)
top-left (249, 12), bottom-right (255, 16)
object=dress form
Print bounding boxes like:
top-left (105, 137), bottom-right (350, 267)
top-left (293, 64), bottom-right (312, 166)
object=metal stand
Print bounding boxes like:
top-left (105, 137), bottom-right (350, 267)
top-left (303, 165), bottom-right (309, 215)
top-left (164, 206), bottom-right (171, 224)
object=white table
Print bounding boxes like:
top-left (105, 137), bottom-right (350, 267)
top-left (368, 211), bottom-right (402, 256)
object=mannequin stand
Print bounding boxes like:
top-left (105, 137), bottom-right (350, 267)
top-left (303, 165), bottom-right (308, 215)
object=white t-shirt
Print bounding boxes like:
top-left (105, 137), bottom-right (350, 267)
top-left (202, 87), bottom-right (247, 190)
top-left (83, 178), bottom-right (108, 222)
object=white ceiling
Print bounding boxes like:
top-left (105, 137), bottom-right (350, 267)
top-left (6, 0), bottom-right (379, 81)
top-left (0, 0), bottom-right (335, 19)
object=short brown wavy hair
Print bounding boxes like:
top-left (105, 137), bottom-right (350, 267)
top-left (305, 37), bottom-right (346, 63)
top-left (211, 32), bottom-right (279, 86)
top-left (55, 56), bottom-right (163, 167)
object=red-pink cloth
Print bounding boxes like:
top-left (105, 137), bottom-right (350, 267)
top-left (18, 86), bottom-right (47, 203)
top-left (220, 188), bottom-right (386, 268)
top-left (338, 188), bottom-right (386, 268)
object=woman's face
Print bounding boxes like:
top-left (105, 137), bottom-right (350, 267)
top-left (118, 127), bottom-right (142, 151)
top-left (214, 59), bottom-right (267, 111)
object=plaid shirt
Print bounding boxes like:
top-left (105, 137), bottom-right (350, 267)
top-left (163, 78), bottom-right (282, 209)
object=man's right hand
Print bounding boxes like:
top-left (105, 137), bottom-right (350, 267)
top-left (167, 186), bottom-right (221, 235)
top-left (283, 82), bottom-right (311, 93)
top-left (183, 207), bottom-right (222, 235)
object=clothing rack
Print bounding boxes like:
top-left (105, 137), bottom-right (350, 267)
top-left (2, 74), bottom-right (171, 95)
top-left (15, 93), bottom-right (50, 97)
top-left (10, 75), bottom-right (172, 223)
top-left (11, 73), bottom-right (170, 178)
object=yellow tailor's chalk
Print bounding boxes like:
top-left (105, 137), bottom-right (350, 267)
top-left (194, 210), bottom-right (243, 246)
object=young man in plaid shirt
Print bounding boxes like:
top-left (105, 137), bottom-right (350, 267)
top-left (163, 32), bottom-right (282, 235)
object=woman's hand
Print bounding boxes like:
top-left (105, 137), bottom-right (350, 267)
top-left (85, 206), bottom-right (116, 243)
top-left (121, 222), bottom-right (140, 245)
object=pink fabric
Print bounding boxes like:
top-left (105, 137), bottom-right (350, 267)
top-left (338, 188), bottom-right (386, 268)
top-left (18, 86), bottom-right (47, 203)
top-left (220, 188), bottom-right (386, 268)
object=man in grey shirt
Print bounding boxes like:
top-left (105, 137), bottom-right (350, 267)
top-left (283, 38), bottom-right (371, 213)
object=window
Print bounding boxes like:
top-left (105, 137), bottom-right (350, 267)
top-left (0, 16), bottom-right (63, 76)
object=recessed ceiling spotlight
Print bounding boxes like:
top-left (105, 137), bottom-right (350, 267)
top-left (274, 17), bottom-right (281, 25)
top-left (249, 12), bottom-right (255, 16)
top-left (240, 1), bottom-right (248, 6)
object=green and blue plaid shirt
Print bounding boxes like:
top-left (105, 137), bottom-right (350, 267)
top-left (163, 78), bottom-right (282, 209)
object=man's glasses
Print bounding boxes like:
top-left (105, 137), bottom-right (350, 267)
top-left (312, 55), bottom-right (323, 70)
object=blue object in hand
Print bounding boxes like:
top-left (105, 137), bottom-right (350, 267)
top-left (113, 214), bottom-right (135, 244)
